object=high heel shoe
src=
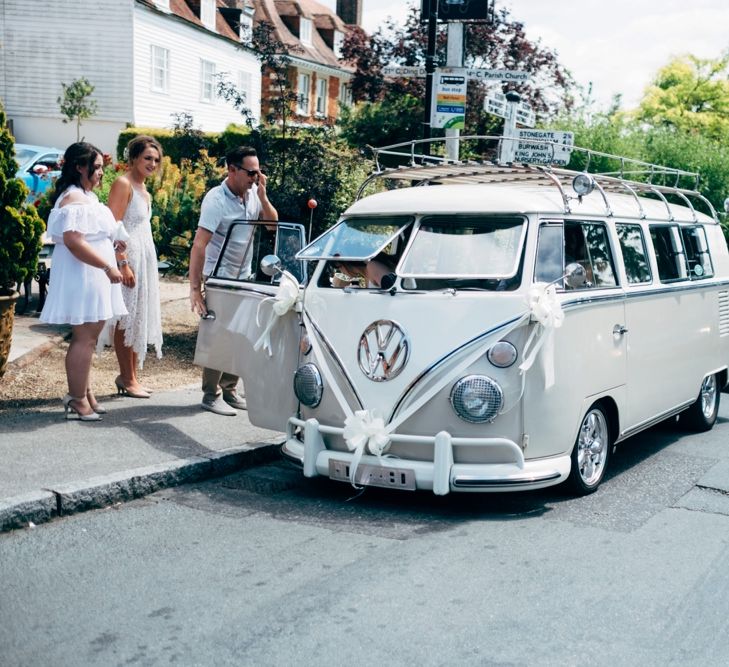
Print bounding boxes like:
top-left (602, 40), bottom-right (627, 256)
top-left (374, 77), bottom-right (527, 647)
top-left (114, 376), bottom-right (151, 399)
top-left (86, 390), bottom-right (107, 414)
top-left (62, 394), bottom-right (102, 421)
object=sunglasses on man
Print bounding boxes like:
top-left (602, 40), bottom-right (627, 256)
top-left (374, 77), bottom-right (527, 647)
top-left (231, 164), bottom-right (260, 178)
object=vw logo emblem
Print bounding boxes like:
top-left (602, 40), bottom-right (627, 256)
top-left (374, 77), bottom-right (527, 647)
top-left (357, 320), bottom-right (410, 382)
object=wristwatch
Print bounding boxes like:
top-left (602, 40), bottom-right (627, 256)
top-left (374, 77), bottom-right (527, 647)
top-left (118, 259), bottom-right (130, 268)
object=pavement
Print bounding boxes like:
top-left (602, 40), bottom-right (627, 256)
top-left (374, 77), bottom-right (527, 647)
top-left (0, 280), bottom-right (285, 533)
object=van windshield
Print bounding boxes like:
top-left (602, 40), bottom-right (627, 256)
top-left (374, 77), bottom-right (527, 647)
top-left (296, 216), bottom-right (413, 261)
top-left (399, 215), bottom-right (526, 279)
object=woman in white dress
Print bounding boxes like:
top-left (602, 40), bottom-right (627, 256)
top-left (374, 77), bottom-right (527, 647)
top-left (106, 135), bottom-right (163, 398)
top-left (40, 142), bottom-right (127, 421)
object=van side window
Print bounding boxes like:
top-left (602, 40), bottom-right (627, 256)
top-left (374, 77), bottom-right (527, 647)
top-left (681, 226), bottom-right (714, 279)
top-left (616, 224), bottom-right (652, 284)
top-left (534, 224), bottom-right (563, 284)
top-left (564, 221), bottom-right (617, 289)
top-left (650, 225), bottom-right (688, 282)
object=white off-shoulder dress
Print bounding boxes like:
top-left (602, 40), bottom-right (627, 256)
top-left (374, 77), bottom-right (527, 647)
top-left (40, 186), bottom-right (127, 325)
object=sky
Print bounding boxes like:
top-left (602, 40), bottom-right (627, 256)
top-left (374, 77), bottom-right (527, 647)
top-left (320, 0), bottom-right (729, 110)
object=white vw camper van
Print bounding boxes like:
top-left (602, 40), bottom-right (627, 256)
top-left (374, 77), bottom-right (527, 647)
top-left (195, 138), bottom-right (729, 495)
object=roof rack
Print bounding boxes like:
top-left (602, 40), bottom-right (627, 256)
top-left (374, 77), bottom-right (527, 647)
top-left (356, 136), bottom-right (717, 222)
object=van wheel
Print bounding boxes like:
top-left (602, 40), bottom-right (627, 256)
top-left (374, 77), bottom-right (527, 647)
top-left (681, 374), bottom-right (720, 432)
top-left (567, 405), bottom-right (611, 495)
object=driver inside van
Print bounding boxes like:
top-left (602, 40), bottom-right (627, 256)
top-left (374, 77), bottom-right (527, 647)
top-left (331, 254), bottom-right (394, 288)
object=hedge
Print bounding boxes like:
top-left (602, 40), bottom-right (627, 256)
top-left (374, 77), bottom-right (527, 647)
top-left (116, 124), bottom-right (253, 163)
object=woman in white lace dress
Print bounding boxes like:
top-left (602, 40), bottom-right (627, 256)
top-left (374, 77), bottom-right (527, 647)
top-left (106, 136), bottom-right (163, 398)
top-left (40, 142), bottom-right (126, 420)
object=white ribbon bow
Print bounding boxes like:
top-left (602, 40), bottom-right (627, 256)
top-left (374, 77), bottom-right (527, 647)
top-left (519, 282), bottom-right (564, 387)
top-left (254, 271), bottom-right (302, 356)
top-left (342, 409), bottom-right (392, 486)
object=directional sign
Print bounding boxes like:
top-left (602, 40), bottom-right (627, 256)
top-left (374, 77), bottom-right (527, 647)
top-left (513, 129), bottom-right (574, 165)
top-left (484, 93), bottom-right (535, 127)
top-left (515, 104), bottom-right (535, 128)
top-left (382, 65), bottom-right (529, 82)
top-left (382, 65), bottom-right (426, 77)
top-left (467, 69), bottom-right (529, 82)
top-left (485, 93), bottom-right (507, 118)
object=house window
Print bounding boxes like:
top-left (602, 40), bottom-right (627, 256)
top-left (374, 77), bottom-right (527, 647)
top-left (333, 30), bottom-right (344, 58)
top-left (201, 59), bottom-right (216, 103)
top-left (201, 0), bottom-right (216, 30)
top-left (315, 78), bottom-right (328, 117)
top-left (239, 8), bottom-right (254, 44)
top-left (339, 81), bottom-right (352, 108)
top-left (296, 72), bottom-right (311, 115)
top-left (151, 45), bottom-right (169, 93)
top-left (299, 17), bottom-right (312, 45)
top-left (238, 71), bottom-right (251, 103)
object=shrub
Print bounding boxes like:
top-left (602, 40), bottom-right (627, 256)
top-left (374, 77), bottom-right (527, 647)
top-left (0, 104), bottom-right (44, 296)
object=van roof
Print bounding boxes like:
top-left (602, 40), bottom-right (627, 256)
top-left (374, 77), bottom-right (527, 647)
top-left (351, 137), bottom-right (717, 225)
top-left (346, 181), bottom-right (715, 225)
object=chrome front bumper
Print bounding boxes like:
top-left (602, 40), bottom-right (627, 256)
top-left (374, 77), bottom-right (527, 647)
top-left (282, 417), bottom-right (571, 495)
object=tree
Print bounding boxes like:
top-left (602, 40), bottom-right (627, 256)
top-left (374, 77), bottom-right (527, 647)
top-left (58, 77), bottom-right (98, 141)
top-left (339, 4), bottom-right (575, 148)
top-left (636, 54), bottom-right (729, 140)
top-left (249, 21), bottom-right (302, 140)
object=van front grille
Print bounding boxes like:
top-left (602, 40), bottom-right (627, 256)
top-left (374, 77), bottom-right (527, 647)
top-left (719, 291), bottom-right (729, 336)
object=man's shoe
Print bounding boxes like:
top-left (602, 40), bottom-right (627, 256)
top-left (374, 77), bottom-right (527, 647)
top-left (223, 392), bottom-right (247, 410)
top-left (201, 398), bottom-right (237, 416)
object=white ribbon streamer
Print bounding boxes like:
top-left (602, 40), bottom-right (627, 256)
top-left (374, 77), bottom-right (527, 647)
top-left (518, 283), bottom-right (564, 388)
top-left (254, 271), bottom-right (302, 356)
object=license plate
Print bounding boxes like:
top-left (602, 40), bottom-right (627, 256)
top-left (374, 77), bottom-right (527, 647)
top-left (328, 459), bottom-right (416, 491)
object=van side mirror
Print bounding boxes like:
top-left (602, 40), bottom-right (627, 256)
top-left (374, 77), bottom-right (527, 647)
top-left (564, 262), bottom-right (587, 289)
top-left (260, 254), bottom-right (282, 277)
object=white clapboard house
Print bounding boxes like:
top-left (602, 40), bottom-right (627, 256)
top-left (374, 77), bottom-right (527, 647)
top-left (0, 0), bottom-right (262, 155)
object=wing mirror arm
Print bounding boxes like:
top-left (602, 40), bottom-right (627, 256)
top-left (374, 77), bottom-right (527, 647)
top-left (543, 262), bottom-right (587, 289)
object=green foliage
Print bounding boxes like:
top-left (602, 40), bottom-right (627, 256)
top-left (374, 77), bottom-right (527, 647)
top-left (339, 94), bottom-right (424, 157)
top-left (636, 54), bottom-right (729, 141)
top-left (57, 77), bottom-right (98, 141)
top-left (147, 151), bottom-right (223, 274)
top-left (553, 108), bottom-right (729, 224)
top-left (252, 128), bottom-right (372, 240)
top-left (0, 104), bottom-right (45, 295)
top-left (117, 124), bottom-right (252, 164)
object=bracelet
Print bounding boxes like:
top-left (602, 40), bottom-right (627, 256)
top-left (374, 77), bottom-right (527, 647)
top-left (118, 259), bottom-right (130, 268)
top-left (102, 264), bottom-right (112, 274)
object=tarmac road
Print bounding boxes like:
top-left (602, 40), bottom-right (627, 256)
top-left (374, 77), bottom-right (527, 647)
top-left (2, 403), bottom-right (729, 666)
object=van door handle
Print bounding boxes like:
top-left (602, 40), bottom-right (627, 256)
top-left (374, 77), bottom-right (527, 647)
top-left (612, 324), bottom-right (628, 336)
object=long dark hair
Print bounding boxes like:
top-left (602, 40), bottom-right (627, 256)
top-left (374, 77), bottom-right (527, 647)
top-left (50, 142), bottom-right (102, 206)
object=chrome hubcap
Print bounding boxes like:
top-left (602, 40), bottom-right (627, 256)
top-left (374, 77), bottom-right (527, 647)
top-left (577, 409), bottom-right (608, 487)
top-left (700, 375), bottom-right (717, 420)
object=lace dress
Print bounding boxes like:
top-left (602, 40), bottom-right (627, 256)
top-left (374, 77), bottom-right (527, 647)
top-left (113, 186), bottom-right (163, 368)
top-left (40, 187), bottom-right (127, 325)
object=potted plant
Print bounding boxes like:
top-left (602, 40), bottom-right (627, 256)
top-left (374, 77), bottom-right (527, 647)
top-left (0, 103), bottom-right (45, 377)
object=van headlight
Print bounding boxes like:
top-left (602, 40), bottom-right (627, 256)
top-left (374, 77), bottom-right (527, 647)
top-left (450, 375), bottom-right (503, 423)
top-left (293, 363), bottom-right (323, 407)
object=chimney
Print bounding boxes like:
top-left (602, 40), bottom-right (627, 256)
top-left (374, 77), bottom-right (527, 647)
top-left (336, 0), bottom-right (362, 26)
